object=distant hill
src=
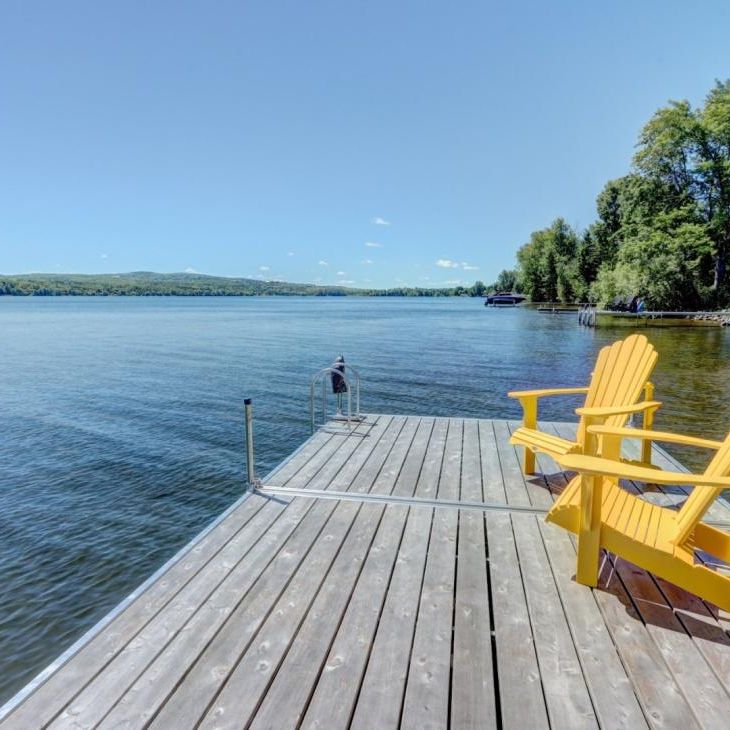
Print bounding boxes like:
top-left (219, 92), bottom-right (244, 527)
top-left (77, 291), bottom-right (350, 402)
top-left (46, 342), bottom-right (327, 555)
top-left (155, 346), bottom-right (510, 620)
top-left (0, 272), bottom-right (458, 297)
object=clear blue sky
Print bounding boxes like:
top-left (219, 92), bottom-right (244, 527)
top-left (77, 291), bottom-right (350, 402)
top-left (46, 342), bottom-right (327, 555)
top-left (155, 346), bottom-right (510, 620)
top-left (2, 1), bottom-right (729, 288)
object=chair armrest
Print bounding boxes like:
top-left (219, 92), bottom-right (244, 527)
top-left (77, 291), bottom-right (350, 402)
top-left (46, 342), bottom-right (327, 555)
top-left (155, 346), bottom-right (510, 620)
top-left (508, 386), bottom-right (589, 399)
top-left (586, 426), bottom-right (725, 451)
top-left (556, 454), bottom-right (730, 489)
top-left (575, 400), bottom-right (662, 419)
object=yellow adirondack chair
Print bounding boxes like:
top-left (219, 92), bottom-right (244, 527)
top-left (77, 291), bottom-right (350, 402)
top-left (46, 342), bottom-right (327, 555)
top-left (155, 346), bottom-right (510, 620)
top-left (508, 334), bottom-right (660, 474)
top-left (547, 425), bottom-right (730, 611)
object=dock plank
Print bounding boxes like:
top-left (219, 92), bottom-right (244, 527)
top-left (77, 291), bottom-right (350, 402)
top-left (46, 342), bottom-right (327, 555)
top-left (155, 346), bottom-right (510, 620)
top-left (479, 419), bottom-right (507, 504)
top-left (399, 420), bottom-right (462, 729)
top-left (450, 419), bottom-right (497, 729)
top-left (492, 420), bottom-right (531, 507)
top-left (486, 512), bottom-right (549, 730)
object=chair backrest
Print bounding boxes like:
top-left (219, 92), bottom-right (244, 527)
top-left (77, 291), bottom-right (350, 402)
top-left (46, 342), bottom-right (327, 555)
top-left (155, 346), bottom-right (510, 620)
top-left (673, 434), bottom-right (730, 545)
top-left (576, 334), bottom-right (658, 445)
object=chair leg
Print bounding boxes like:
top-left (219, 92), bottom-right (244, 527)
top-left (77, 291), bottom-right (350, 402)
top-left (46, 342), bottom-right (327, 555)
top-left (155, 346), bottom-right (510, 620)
top-left (521, 396), bottom-right (538, 475)
top-left (576, 474), bottom-right (602, 586)
top-left (523, 447), bottom-right (536, 475)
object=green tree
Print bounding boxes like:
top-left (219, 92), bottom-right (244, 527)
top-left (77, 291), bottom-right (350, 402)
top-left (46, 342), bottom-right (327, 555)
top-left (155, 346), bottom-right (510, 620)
top-left (543, 245), bottom-right (559, 302)
top-left (470, 280), bottom-right (487, 296)
top-left (576, 229), bottom-right (600, 298)
top-left (634, 81), bottom-right (730, 293)
top-left (493, 269), bottom-right (520, 292)
top-left (508, 82), bottom-right (730, 310)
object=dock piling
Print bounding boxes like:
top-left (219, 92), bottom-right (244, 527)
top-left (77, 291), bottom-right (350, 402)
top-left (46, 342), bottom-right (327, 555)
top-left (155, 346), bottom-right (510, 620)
top-left (244, 398), bottom-right (256, 488)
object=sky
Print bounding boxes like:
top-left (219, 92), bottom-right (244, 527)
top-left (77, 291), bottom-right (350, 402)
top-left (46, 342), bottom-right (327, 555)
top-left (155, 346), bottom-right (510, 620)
top-left (2, 1), bottom-right (729, 289)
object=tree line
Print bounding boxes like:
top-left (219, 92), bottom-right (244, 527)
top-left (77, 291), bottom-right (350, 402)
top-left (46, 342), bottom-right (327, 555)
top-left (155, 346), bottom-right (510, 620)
top-left (0, 272), bottom-right (464, 298)
top-left (491, 80), bottom-right (730, 310)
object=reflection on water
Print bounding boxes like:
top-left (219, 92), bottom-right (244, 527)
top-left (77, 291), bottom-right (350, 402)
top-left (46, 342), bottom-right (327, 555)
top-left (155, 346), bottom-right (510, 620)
top-left (0, 297), bottom-right (728, 702)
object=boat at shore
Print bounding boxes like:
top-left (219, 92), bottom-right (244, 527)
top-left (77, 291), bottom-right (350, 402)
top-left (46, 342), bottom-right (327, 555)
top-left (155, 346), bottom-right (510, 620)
top-left (484, 292), bottom-right (526, 306)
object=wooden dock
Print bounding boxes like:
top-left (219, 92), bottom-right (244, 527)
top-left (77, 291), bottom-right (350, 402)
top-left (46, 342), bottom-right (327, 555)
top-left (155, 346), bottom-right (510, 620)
top-left (3, 414), bottom-right (730, 729)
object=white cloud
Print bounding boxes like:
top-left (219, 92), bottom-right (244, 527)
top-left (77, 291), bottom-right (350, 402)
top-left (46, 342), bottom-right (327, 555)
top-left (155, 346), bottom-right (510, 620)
top-left (446, 279), bottom-right (462, 284)
top-left (336, 270), bottom-right (346, 276)
top-left (259, 265), bottom-right (270, 272)
top-left (318, 260), bottom-right (328, 266)
top-left (421, 276), bottom-right (430, 281)
top-left (462, 263), bottom-right (479, 271)
top-left (372, 217), bottom-right (391, 226)
top-left (436, 259), bottom-right (459, 269)
top-left (101, 253), bottom-right (108, 259)
top-left (365, 241), bottom-right (383, 248)
top-left (287, 251), bottom-right (295, 256)
top-left (338, 279), bottom-right (355, 285)
top-left (362, 259), bottom-right (373, 265)
top-left (314, 277), bottom-right (323, 283)
top-left (184, 267), bottom-right (199, 274)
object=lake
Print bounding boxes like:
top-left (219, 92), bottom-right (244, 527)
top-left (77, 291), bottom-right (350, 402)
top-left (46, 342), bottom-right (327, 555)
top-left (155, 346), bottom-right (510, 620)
top-left (1, 296), bottom-right (729, 703)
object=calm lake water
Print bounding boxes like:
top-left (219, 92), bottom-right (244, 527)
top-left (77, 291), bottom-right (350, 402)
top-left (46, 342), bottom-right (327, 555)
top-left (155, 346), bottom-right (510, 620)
top-left (1, 296), bottom-right (729, 702)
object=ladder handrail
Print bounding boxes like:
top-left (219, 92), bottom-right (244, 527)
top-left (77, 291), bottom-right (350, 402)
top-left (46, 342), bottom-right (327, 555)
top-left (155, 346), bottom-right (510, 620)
top-left (309, 366), bottom-right (361, 433)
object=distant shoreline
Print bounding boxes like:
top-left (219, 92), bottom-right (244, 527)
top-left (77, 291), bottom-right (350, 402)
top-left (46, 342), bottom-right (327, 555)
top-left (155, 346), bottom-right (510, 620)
top-left (0, 272), bottom-right (476, 298)
top-left (0, 291), bottom-right (461, 298)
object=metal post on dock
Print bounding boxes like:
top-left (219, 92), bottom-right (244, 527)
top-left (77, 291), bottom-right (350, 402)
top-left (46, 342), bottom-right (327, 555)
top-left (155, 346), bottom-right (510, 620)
top-left (244, 398), bottom-right (256, 488)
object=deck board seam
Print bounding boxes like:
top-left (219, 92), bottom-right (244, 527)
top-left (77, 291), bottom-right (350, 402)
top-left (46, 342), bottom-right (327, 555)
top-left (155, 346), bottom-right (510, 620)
top-left (345, 508), bottom-right (414, 728)
top-left (395, 507), bottom-right (437, 730)
top-left (258, 427), bottom-right (338, 485)
top-left (447, 419), bottom-right (465, 727)
top-left (482, 512), bottom-right (503, 730)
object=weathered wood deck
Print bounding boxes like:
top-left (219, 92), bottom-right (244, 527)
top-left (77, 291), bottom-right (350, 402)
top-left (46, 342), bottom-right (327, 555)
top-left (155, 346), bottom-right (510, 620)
top-left (3, 414), bottom-right (730, 729)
